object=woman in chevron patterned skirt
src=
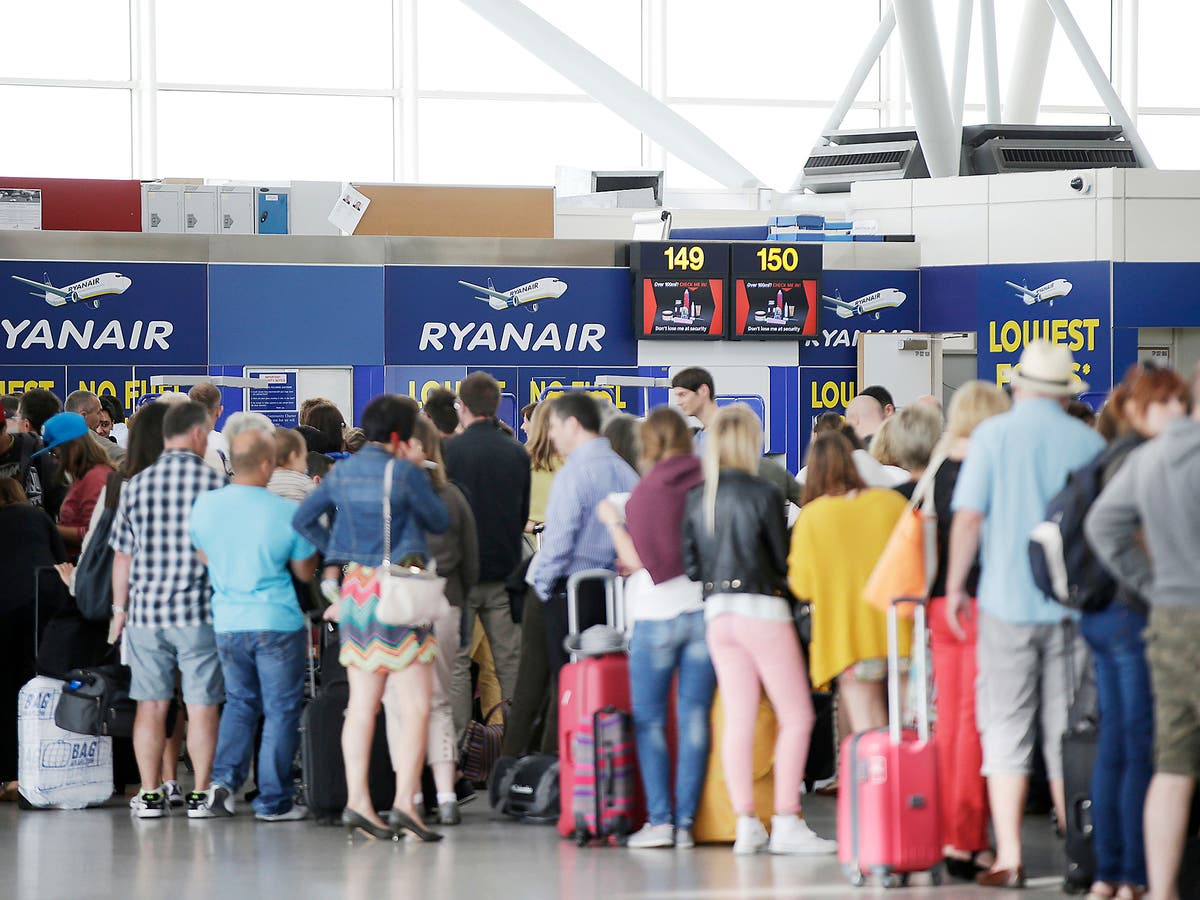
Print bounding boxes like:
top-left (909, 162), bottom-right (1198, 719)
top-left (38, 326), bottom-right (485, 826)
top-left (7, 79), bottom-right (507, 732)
top-left (294, 394), bottom-right (449, 842)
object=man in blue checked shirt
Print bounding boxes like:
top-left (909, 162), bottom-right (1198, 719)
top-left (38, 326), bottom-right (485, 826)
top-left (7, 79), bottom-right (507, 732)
top-left (535, 392), bottom-right (637, 675)
top-left (110, 401), bottom-right (227, 820)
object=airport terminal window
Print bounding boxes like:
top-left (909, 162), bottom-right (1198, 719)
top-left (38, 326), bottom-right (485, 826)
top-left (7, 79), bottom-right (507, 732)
top-left (663, 105), bottom-right (880, 190)
top-left (1138, 5), bottom-right (1200, 108)
top-left (417, 98), bottom-right (642, 186)
top-left (0, 86), bottom-right (132, 178)
top-left (929, 0), bottom-right (1111, 111)
top-left (0, 0), bottom-right (129, 81)
top-left (664, 0), bottom-right (880, 102)
top-left (417, 0), bottom-right (641, 95)
top-left (1136, 116), bottom-right (1200, 170)
top-left (157, 92), bottom-right (395, 182)
top-left (156, 0), bottom-right (393, 90)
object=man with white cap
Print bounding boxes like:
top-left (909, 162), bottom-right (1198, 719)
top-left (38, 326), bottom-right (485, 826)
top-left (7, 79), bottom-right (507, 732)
top-left (943, 340), bottom-right (1104, 887)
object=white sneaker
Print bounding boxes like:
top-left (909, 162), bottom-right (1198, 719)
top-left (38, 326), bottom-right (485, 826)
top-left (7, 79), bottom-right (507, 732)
top-left (767, 815), bottom-right (838, 855)
top-left (626, 822), bottom-right (675, 849)
top-left (129, 789), bottom-right (167, 819)
top-left (733, 816), bottom-right (769, 855)
top-left (674, 828), bottom-right (695, 849)
top-left (255, 805), bottom-right (307, 822)
top-left (163, 780), bottom-right (185, 809)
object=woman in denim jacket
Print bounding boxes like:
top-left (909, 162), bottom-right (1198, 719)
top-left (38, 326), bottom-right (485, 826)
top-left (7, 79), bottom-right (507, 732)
top-left (294, 395), bottom-right (449, 841)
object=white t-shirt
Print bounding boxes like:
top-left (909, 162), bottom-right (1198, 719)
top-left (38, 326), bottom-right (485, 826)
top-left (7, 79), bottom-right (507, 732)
top-left (797, 448), bottom-right (909, 491)
top-left (703, 592), bottom-right (791, 623)
top-left (624, 569), bottom-right (704, 627)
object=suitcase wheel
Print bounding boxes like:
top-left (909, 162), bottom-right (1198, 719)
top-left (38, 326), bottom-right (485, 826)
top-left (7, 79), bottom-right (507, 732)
top-left (928, 864), bottom-right (944, 887)
top-left (843, 865), bottom-right (866, 888)
top-left (882, 873), bottom-right (908, 890)
top-left (574, 814), bottom-right (591, 847)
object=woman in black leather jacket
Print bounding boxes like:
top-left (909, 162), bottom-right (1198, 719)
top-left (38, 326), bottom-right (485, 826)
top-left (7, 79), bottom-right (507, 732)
top-left (681, 404), bottom-right (836, 858)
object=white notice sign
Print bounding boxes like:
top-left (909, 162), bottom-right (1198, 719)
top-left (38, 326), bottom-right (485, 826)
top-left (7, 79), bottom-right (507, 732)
top-left (0, 188), bottom-right (42, 230)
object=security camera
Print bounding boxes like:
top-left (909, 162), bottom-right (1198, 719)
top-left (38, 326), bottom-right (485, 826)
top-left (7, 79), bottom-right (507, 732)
top-left (1070, 175), bottom-right (1092, 194)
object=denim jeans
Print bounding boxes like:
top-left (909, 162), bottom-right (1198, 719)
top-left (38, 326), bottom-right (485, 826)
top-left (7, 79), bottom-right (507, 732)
top-left (629, 611), bottom-right (716, 829)
top-left (211, 629), bottom-right (307, 816)
top-left (1080, 603), bottom-right (1152, 886)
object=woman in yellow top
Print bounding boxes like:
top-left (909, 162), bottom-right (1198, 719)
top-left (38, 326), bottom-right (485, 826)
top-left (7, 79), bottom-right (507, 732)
top-left (788, 431), bottom-right (910, 734)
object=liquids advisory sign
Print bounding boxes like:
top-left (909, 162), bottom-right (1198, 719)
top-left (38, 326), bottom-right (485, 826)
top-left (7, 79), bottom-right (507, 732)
top-left (976, 262), bottom-right (1110, 391)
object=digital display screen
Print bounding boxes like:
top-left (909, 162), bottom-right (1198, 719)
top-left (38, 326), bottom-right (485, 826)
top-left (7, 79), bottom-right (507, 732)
top-left (630, 242), bottom-right (728, 340)
top-left (729, 243), bottom-right (822, 340)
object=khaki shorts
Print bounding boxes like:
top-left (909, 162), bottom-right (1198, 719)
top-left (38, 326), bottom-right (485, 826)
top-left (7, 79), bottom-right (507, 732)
top-left (1145, 605), bottom-right (1200, 778)
top-left (975, 612), bottom-right (1087, 781)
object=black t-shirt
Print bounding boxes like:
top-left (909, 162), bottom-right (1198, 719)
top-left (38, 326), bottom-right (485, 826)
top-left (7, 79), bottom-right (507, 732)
top-left (0, 432), bottom-right (66, 517)
top-left (896, 458), bottom-right (979, 598)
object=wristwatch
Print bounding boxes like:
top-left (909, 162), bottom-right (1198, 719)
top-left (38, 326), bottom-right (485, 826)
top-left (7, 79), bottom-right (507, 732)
top-left (112, 605), bottom-right (127, 615)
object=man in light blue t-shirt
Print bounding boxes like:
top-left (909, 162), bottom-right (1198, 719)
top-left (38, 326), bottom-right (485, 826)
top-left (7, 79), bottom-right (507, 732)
top-left (945, 341), bottom-right (1105, 887)
top-left (189, 429), bottom-right (318, 821)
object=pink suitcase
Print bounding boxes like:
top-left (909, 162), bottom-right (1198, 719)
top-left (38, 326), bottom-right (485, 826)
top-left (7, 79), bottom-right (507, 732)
top-left (837, 600), bottom-right (943, 887)
top-left (556, 570), bottom-right (645, 842)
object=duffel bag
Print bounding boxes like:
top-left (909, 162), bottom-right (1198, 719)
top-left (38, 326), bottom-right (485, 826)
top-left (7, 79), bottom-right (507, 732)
top-left (54, 664), bottom-right (135, 738)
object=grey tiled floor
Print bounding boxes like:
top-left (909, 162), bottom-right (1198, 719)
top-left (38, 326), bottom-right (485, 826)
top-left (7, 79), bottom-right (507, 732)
top-left (3, 794), bottom-right (1070, 900)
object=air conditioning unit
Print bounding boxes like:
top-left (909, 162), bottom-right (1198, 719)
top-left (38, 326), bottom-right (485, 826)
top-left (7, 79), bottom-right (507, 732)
top-left (798, 128), bottom-right (930, 194)
top-left (963, 124), bottom-right (1140, 175)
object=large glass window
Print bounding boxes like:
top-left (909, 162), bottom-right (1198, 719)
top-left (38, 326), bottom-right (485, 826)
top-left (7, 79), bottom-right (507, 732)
top-left (417, 98), bottom-right (642, 185)
top-left (1138, 5), bottom-right (1200, 108)
top-left (157, 92), bottom-right (395, 182)
top-left (1137, 116), bottom-right (1200, 170)
top-left (156, 0), bottom-right (394, 89)
top-left (418, 0), bottom-right (641, 95)
top-left (929, 0), bottom-right (1111, 115)
top-left (664, 0), bottom-right (880, 101)
top-left (663, 105), bottom-right (880, 189)
top-left (0, 87), bottom-right (131, 178)
top-left (0, 1), bottom-right (130, 81)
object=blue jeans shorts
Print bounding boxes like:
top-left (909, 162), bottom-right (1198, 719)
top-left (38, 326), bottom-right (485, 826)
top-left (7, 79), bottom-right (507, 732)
top-left (124, 624), bottom-right (225, 706)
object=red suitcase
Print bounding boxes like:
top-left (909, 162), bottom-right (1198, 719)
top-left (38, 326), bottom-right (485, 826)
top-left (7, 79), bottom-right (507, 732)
top-left (556, 569), bottom-right (644, 841)
top-left (838, 600), bottom-right (943, 887)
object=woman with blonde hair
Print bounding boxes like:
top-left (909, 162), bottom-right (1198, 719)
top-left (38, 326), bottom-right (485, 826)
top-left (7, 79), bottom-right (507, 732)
top-left (681, 404), bottom-right (835, 857)
top-left (918, 380), bottom-right (1010, 879)
top-left (789, 432), bottom-right (909, 734)
top-left (598, 406), bottom-right (711, 849)
top-left (525, 400), bottom-right (561, 531)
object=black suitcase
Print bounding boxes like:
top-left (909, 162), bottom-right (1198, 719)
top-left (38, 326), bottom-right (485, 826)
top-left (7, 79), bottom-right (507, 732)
top-left (300, 645), bottom-right (395, 825)
top-left (1061, 725), bottom-right (1099, 891)
top-left (804, 690), bottom-right (836, 792)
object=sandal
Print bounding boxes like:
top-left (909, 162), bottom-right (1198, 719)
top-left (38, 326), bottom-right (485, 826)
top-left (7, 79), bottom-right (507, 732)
top-left (1086, 882), bottom-right (1117, 900)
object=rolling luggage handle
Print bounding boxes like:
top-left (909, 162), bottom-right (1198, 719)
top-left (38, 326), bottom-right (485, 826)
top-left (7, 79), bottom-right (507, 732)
top-left (565, 569), bottom-right (624, 664)
top-left (887, 597), bottom-right (930, 745)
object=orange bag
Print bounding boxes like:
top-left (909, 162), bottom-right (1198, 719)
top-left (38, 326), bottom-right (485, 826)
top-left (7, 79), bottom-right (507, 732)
top-left (862, 456), bottom-right (942, 618)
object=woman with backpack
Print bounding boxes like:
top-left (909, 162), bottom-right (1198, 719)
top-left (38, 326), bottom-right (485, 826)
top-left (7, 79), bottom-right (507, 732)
top-left (1080, 365), bottom-right (1188, 900)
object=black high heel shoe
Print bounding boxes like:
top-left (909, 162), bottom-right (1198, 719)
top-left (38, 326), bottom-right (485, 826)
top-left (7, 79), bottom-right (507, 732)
top-left (943, 854), bottom-right (989, 881)
top-left (388, 808), bottom-right (443, 842)
top-left (342, 808), bottom-right (401, 841)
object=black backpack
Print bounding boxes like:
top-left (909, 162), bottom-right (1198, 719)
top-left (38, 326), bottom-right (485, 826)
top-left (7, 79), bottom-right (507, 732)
top-left (73, 471), bottom-right (123, 622)
top-left (1028, 445), bottom-right (1125, 612)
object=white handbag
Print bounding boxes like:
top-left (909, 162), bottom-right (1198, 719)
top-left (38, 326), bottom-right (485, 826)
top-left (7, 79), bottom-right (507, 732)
top-left (374, 459), bottom-right (449, 627)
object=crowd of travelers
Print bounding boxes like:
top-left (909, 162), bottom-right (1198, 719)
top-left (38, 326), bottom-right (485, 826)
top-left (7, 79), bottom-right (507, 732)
top-left (2, 338), bottom-right (1198, 899)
